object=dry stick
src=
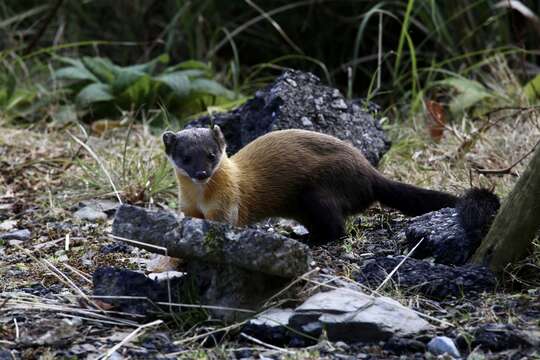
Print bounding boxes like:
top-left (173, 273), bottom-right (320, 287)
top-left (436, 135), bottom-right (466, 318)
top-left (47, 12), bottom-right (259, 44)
top-left (476, 139), bottom-right (540, 175)
top-left (240, 332), bottom-right (295, 354)
top-left (174, 321), bottom-right (247, 345)
top-left (262, 267), bottom-right (320, 308)
top-left (375, 238), bottom-right (424, 292)
top-left (109, 234), bottom-right (167, 254)
top-left (68, 132), bottom-right (123, 204)
top-left (24, 0), bottom-right (65, 54)
top-left (13, 318), bottom-right (19, 340)
top-left (99, 319), bottom-right (163, 360)
top-left (90, 295), bottom-right (256, 314)
top-left (62, 263), bottom-right (92, 285)
top-left (13, 244), bottom-right (101, 310)
top-left (6, 301), bottom-right (140, 327)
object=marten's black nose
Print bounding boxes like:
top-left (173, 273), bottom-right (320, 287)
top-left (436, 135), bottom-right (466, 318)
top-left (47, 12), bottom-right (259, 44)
top-left (194, 171), bottom-right (209, 180)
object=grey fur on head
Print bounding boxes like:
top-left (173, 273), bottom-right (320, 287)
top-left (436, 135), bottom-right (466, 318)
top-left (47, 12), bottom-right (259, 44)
top-left (163, 127), bottom-right (227, 183)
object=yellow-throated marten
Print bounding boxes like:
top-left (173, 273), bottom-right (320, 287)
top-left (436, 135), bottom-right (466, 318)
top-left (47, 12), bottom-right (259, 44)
top-left (163, 126), bottom-right (496, 244)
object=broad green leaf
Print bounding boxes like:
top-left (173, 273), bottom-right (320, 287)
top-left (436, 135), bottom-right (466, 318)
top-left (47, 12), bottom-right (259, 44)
top-left (438, 77), bottom-right (493, 114)
top-left (121, 75), bottom-right (153, 106)
top-left (55, 66), bottom-right (98, 82)
top-left (161, 69), bottom-right (206, 79)
top-left (167, 60), bottom-right (212, 74)
top-left (56, 56), bottom-right (86, 69)
top-left (76, 83), bottom-right (113, 106)
top-left (190, 78), bottom-right (235, 99)
top-left (524, 73), bottom-right (540, 101)
top-left (126, 54), bottom-right (170, 74)
top-left (81, 57), bottom-right (116, 84)
top-left (155, 72), bottom-right (190, 97)
top-left (112, 68), bottom-right (145, 94)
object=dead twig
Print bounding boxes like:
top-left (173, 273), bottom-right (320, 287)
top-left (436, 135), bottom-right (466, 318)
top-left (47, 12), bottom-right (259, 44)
top-left (99, 319), bottom-right (163, 360)
top-left (476, 139), bottom-right (540, 174)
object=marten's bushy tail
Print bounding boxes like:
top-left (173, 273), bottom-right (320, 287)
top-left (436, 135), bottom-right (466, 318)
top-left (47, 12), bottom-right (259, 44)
top-left (456, 187), bottom-right (500, 243)
top-left (373, 178), bottom-right (500, 240)
top-left (373, 177), bottom-right (458, 216)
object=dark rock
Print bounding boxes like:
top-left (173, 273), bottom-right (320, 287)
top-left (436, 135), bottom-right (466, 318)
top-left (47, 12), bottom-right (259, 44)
top-left (427, 336), bottom-right (461, 358)
top-left (289, 288), bottom-right (432, 343)
top-left (383, 337), bottom-right (426, 354)
top-left (140, 332), bottom-right (181, 355)
top-left (111, 205), bottom-right (311, 322)
top-left (402, 188), bottom-right (500, 266)
top-left (112, 204), bottom-right (310, 278)
top-left (185, 261), bottom-right (290, 322)
top-left (354, 256), bottom-right (496, 300)
top-left (186, 70), bottom-right (390, 166)
top-left (0, 229), bottom-right (31, 241)
top-left (100, 241), bottom-right (133, 254)
top-left (401, 207), bottom-right (473, 265)
top-left (92, 267), bottom-right (184, 316)
top-left (472, 323), bottom-right (538, 351)
top-left (242, 308), bottom-right (299, 347)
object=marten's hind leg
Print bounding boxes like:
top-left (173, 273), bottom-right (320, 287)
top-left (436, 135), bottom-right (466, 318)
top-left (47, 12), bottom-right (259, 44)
top-left (298, 189), bottom-right (345, 245)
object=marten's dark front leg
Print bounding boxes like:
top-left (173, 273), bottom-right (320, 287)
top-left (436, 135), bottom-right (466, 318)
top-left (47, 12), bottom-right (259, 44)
top-left (299, 189), bottom-right (345, 245)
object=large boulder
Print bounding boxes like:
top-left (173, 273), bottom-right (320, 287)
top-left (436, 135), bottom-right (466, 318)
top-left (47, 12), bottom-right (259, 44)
top-left (187, 70), bottom-right (390, 166)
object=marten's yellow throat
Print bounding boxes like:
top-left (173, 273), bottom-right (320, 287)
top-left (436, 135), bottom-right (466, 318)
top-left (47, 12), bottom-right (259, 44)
top-left (163, 126), bottom-right (458, 244)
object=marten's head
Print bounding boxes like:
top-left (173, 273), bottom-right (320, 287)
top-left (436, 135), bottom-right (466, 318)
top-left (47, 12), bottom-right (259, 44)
top-left (162, 126), bottom-right (226, 184)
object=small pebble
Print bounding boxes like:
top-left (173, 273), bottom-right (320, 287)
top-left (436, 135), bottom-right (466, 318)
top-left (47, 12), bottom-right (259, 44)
top-left (74, 207), bottom-right (107, 222)
top-left (427, 336), bottom-right (461, 358)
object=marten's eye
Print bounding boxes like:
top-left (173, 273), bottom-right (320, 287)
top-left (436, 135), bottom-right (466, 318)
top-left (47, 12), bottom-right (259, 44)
top-left (208, 153), bottom-right (216, 161)
top-left (182, 156), bottom-right (192, 164)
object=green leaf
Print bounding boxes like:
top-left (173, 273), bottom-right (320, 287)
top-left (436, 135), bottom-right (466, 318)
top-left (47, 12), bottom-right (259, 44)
top-left (438, 77), bottom-right (493, 114)
top-left (162, 69), bottom-right (206, 78)
top-left (524, 73), bottom-right (540, 101)
top-left (55, 66), bottom-right (98, 82)
top-left (190, 79), bottom-right (235, 99)
top-left (76, 83), bottom-right (113, 106)
top-left (81, 57), bottom-right (116, 84)
top-left (166, 60), bottom-right (212, 75)
top-left (111, 68), bottom-right (145, 94)
top-left (121, 75), bottom-right (153, 106)
top-left (5, 72), bottom-right (16, 103)
top-left (155, 72), bottom-right (190, 97)
top-left (126, 54), bottom-right (170, 74)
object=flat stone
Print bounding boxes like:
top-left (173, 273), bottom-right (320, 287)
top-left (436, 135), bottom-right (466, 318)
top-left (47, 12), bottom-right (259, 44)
top-left (74, 206), bottom-right (107, 222)
top-left (290, 288), bottom-right (432, 343)
top-left (112, 205), bottom-right (310, 278)
top-left (0, 220), bottom-right (17, 232)
top-left (427, 336), bottom-right (461, 358)
top-left (0, 229), bottom-right (31, 241)
top-left (80, 199), bottom-right (120, 215)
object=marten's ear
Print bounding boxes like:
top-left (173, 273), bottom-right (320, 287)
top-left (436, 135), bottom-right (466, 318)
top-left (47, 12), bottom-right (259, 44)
top-left (212, 125), bottom-right (226, 150)
top-left (162, 131), bottom-right (176, 149)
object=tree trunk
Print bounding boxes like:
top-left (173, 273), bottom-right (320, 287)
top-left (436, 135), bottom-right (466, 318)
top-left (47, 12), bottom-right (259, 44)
top-left (471, 144), bottom-right (540, 272)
